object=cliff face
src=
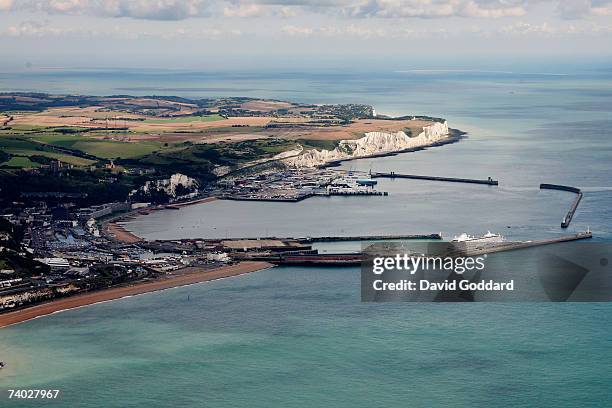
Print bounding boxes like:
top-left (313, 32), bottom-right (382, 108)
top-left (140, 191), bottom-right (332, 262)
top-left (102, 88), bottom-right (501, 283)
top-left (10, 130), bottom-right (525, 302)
top-left (141, 173), bottom-right (199, 197)
top-left (283, 121), bottom-right (449, 167)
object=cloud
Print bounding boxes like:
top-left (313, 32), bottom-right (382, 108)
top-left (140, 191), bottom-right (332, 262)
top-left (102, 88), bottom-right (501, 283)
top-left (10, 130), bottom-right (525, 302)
top-left (461, 1), bottom-right (526, 17)
top-left (498, 20), bottom-right (612, 35)
top-left (2, 19), bottom-right (244, 39)
top-left (0, 0), bottom-right (211, 20)
top-left (281, 24), bottom-right (314, 35)
top-left (557, 0), bottom-right (612, 18)
top-left (3, 20), bottom-right (79, 36)
top-left (0, 0), bottom-right (610, 21)
top-left (0, 0), bottom-right (12, 11)
top-left (103, 0), bottom-right (209, 20)
top-left (499, 21), bottom-right (555, 34)
top-left (279, 5), bottom-right (298, 16)
top-left (223, 3), bottom-right (265, 16)
top-left (282, 24), bottom-right (387, 38)
top-left (340, 0), bottom-right (527, 18)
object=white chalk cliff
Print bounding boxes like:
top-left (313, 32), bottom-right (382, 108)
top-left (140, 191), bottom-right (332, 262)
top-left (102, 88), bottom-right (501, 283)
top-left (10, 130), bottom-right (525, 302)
top-left (283, 121), bottom-right (450, 167)
top-left (141, 173), bottom-right (199, 197)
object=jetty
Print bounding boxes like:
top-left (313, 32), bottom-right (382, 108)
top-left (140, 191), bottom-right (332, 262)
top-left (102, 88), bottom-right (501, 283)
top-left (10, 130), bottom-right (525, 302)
top-left (297, 233), bottom-right (441, 243)
top-left (220, 194), bottom-right (314, 203)
top-left (263, 232), bottom-right (592, 266)
top-left (371, 172), bottom-right (498, 185)
top-left (540, 184), bottom-right (583, 228)
top-left (456, 231), bottom-right (592, 256)
top-left (328, 190), bottom-right (388, 197)
top-left (267, 253), bottom-right (364, 266)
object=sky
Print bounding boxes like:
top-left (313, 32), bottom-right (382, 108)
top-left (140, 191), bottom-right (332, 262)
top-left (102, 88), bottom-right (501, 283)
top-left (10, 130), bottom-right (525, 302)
top-left (0, 0), bottom-right (611, 70)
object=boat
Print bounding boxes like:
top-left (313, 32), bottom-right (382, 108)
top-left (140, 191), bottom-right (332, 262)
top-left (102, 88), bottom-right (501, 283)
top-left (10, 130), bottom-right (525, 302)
top-left (0, 361), bottom-right (5, 369)
top-left (451, 231), bottom-right (504, 248)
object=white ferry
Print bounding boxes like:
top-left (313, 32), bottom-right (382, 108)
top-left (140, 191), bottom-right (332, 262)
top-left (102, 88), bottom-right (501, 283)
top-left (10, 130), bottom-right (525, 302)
top-left (451, 231), bottom-right (504, 247)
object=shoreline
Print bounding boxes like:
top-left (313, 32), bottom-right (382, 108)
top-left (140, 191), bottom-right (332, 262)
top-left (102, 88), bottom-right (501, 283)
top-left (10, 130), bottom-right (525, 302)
top-left (105, 221), bottom-right (143, 243)
top-left (104, 196), bottom-right (219, 243)
top-left (0, 261), bottom-right (273, 329)
top-left (324, 128), bottom-right (465, 167)
top-left (108, 130), bottom-right (464, 244)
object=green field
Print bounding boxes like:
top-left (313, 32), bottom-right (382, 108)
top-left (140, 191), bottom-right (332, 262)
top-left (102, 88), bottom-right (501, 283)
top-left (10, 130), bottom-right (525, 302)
top-left (29, 134), bottom-right (165, 159)
top-left (1, 156), bottom-right (42, 168)
top-left (71, 140), bottom-right (162, 159)
top-left (143, 115), bottom-right (225, 124)
top-left (0, 137), bottom-right (95, 167)
top-left (2, 124), bottom-right (49, 132)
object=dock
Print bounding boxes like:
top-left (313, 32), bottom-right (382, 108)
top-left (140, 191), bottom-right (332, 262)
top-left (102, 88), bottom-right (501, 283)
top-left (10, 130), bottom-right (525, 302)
top-left (457, 231), bottom-right (592, 256)
top-left (266, 253), bottom-right (365, 266)
top-left (372, 172), bottom-right (498, 185)
top-left (297, 233), bottom-right (442, 243)
top-left (262, 232), bottom-right (592, 266)
top-left (327, 191), bottom-right (388, 197)
top-left (540, 184), bottom-right (583, 228)
top-left (220, 193), bottom-right (314, 203)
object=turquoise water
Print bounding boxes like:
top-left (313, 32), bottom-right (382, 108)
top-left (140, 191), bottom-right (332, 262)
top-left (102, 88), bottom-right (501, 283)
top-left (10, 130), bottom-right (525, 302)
top-left (2, 268), bottom-right (612, 407)
top-left (2, 63), bottom-right (612, 406)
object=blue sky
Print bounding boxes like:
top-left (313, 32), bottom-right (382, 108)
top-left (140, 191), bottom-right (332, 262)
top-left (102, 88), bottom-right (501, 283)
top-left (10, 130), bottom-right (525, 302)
top-left (0, 0), bottom-right (611, 69)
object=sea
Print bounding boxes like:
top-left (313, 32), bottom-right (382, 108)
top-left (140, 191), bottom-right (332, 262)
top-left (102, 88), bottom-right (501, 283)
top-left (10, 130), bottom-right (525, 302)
top-left (1, 62), bottom-right (612, 407)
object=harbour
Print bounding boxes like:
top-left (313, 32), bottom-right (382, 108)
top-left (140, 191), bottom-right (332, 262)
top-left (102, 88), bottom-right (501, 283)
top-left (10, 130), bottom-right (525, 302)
top-left (1, 63), bottom-right (611, 408)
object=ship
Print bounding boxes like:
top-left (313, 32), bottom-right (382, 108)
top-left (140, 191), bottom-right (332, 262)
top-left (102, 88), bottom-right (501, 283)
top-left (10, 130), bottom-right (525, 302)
top-left (451, 231), bottom-right (504, 249)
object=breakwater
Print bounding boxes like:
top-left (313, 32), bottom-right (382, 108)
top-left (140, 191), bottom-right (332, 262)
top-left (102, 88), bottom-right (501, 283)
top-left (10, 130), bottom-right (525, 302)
top-left (457, 231), bottom-right (592, 256)
top-left (298, 234), bottom-right (442, 243)
top-left (263, 232), bottom-right (592, 266)
top-left (372, 172), bottom-right (498, 185)
top-left (267, 253), bottom-right (365, 266)
top-left (540, 184), bottom-right (583, 228)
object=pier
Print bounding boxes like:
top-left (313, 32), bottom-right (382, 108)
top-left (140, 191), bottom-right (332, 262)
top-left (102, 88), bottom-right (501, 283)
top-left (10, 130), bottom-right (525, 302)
top-left (457, 231), bottom-right (592, 256)
top-left (267, 253), bottom-right (365, 266)
top-left (263, 232), bottom-right (592, 266)
top-left (328, 190), bottom-right (388, 197)
top-left (540, 184), bottom-right (583, 228)
top-left (371, 172), bottom-right (498, 185)
top-left (220, 193), bottom-right (314, 203)
top-left (297, 233), bottom-right (442, 243)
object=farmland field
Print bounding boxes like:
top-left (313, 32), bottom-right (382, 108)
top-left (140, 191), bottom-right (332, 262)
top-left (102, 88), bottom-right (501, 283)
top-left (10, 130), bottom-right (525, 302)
top-left (1, 156), bottom-right (42, 168)
top-left (29, 134), bottom-right (164, 159)
top-left (0, 137), bottom-right (95, 166)
top-left (142, 115), bottom-right (225, 124)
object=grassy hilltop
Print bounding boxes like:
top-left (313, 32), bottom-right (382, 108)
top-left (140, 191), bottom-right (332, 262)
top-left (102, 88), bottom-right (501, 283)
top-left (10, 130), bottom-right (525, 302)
top-left (0, 93), bottom-right (438, 205)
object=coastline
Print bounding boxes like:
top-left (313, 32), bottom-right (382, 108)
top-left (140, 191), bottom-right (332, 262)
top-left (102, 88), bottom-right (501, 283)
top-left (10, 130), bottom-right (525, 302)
top-left (173, 196), bottom-right (219, 208)
top-left (283, 121), bottom-right (458, 167)
top-left (105, 221), bottom-right (143, 243)
top-left (110, 130), bottom-right (465, 244)
top-left (104, 196), bottom-right (219, 243)
top-left (0, 261), bottom-right (273, 329)
top-left (324, 128), bottom-right (465, 167)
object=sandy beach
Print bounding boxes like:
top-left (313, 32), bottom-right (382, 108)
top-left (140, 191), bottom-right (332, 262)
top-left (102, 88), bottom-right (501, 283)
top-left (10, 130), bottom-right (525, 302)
top-left (105, 221), bottom-right (143, 243)
top-left (0, 261), bottom-right (273, 329)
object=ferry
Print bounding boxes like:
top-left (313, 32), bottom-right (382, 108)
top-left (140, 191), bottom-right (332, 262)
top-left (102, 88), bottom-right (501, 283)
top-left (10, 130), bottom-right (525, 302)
top-left (452, 231), bottom-right (504, 247)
